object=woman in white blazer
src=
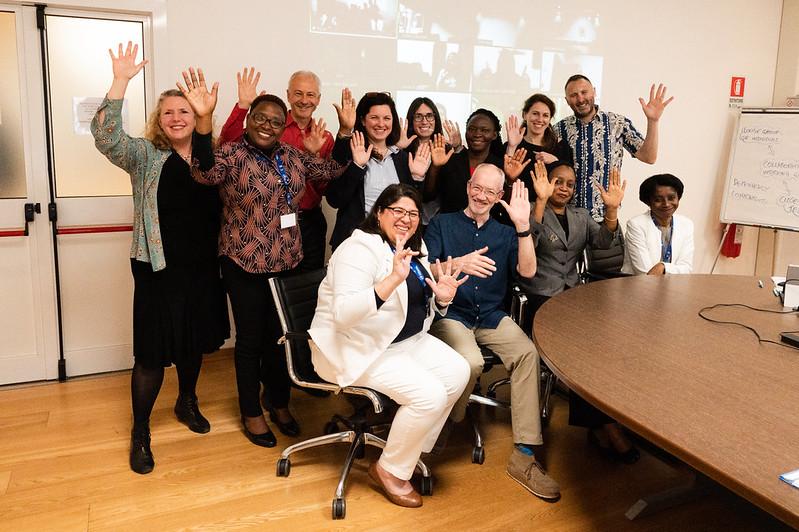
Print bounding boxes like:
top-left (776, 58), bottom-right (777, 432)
top-left (622, 173), bottom-right (694, 275)
top-left (309, 183), bottom-right (469, 508)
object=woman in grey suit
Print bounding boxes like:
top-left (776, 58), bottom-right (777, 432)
top-left (518, 160), bottom-right (624, 315)
top-left (521, 161), bottom-right (640, 463)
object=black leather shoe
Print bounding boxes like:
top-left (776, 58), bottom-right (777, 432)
top-left (174, 394), bottom-right (210, 434)
top-left (587, 429), bottom-right (640, 464)
top-left (130, 427), bottom-right (154, 474)
top-left (241, 416), bottom-right (277, 447)
top-left (268, 408), bottom-right (301, 437)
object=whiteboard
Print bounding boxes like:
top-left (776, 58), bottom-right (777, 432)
top-left (720, 109), bottom-right (799, 231)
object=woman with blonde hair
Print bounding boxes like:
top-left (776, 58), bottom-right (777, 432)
top-left (91, 42), bottom-right (229, 474)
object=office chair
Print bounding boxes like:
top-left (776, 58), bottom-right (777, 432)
top-left (466, 286), bottom-right (554, 464)
top-left (268, 269), bottom-right (433, 520)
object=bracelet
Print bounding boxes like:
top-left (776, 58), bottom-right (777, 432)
top-left (435, 298), bottom-right (452, 307)
top-left (604, 216), bottom-right (618, 222)
top-left (516, 229), bottom-right (532, 238)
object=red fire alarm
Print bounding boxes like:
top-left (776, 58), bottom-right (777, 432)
top-left (730, 77), bottom-right (746, 98)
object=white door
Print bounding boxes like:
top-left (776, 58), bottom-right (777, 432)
top-left (0, 5), bottom-right (151, 384)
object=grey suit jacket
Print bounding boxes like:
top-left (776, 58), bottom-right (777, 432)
top-left (519, 204), bottom-right (620, 297)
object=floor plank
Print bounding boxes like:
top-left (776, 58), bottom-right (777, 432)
top-left (0, 350), bottom-right (788, 531)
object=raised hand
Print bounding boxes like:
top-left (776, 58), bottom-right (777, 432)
top-left (594, 166), bottom-right (627, 210)
top-left (531, 160), bottom-right (555, 202)
top-left (408, 141), bottom-right (431, 180)
top-left (454, 246), bottom-right (496, 278)
top-left (431, 133), bottom-right (454, 167)
top-left (505, 115), bottom-right (524, 149)
top-left (443, 120), bottom-right (462, 151)
top-left (236, 67), bottom-right (264, 109)
top-left (498, 179), bottom-right (532, 229)
top-left (302, 117), bottom-right (328, 155)
top-left (109, 41), bottom-right (147, 81)
top-left (639, 83), bottom-right (674, 122)
top-left (535, 151), bottom-right (558, 164)
top-left (176, 67), bottom-right (218, 118)
top-left (390, 236), bottom-right (419, 282)
top-left (396, 118), bottom-right (418, 149)
top-left (503, 147), bottom-right (531, 182)
top-left (426, 257), bottom-right (468, 305)
top-left (333, 87), bottom-right (356, 133)
top-left (350, 130), bottom-right (373, 167)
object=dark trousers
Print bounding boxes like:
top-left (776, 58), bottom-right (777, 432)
top-left (295, 206), bottom-right (327, 273)
top-left (221, 256), bottom-right (292, 417)
top-left (523, 289), bottom-right (611, 428)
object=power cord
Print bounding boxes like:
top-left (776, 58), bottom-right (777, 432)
top-left (697, 303), bottom-right (799, 350)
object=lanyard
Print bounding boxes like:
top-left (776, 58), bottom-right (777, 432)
top-left (250, 147), bottom-right (293, 206)
top-left (651, 213), bottom-right (673, 263)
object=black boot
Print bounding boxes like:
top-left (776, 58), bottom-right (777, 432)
top-left (175, 393), bottom-right (211, 434)
top-left (130, 424), bottom-right (154, 474)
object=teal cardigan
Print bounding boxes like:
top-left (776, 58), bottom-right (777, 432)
top-left (91, 97), bottom-right (171, 271)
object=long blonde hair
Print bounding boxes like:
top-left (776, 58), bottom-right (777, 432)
top-left (144, 89), bottom-right (216, 150)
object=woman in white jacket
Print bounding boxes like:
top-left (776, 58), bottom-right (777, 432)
top-left (309, 183), bottom-right (469, 508)
top-left (622, 173), bottom-right (694, 275)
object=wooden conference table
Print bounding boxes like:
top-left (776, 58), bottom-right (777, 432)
top-left (532, 274), bottom-right (799, 528)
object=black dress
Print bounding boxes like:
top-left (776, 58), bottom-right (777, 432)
top-left (130, 152), bottom-right (230, 368)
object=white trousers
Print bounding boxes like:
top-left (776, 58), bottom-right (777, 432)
top-left (351, 331), bottom-right (470, 480)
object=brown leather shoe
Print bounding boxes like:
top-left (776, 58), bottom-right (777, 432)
top-left (368, 462), bottom-right (422, 508)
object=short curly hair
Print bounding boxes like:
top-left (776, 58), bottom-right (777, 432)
top-left (638, 173), bottom-right (684, 205)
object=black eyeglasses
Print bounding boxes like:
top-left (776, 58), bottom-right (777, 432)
top-left (249, 113), bottom-right (285, 129)
top-left (385, 206), bottom-right (420, 220)
top-left (413, 113), bottom-right (435, 123)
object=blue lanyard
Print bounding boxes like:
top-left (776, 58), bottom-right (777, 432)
top-left (250, 147), bottom-right (293, 206)
top-left (651, 213), bottom-right (673, 263)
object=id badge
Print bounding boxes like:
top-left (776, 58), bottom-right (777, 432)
top-left (280, 212), bottom-right (298, 229)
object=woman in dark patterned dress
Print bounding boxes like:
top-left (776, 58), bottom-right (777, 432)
top-left (180, 70), bottom-right (345, 447)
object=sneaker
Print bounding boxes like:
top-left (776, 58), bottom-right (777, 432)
top-left (506, 448), bottom-right (560, 500)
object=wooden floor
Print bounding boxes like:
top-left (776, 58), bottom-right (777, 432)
top-left (0, 350), bottom-right (789, 531)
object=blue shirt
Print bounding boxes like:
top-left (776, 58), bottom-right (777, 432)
top-left (556, 107), bottom-right (644, 221)
top-left (424, 211), bottom-right (518, 329)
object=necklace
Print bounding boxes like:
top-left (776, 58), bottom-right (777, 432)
top-left (177, 150), bottom-right (192, 164)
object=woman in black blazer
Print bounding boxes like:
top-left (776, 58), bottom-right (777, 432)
top-left (327, 92), bottom-right (431, 250)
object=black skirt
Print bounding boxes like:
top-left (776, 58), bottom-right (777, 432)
top-left (131, 259), bottom-right (229, 368)
top-left (130, 152), bottom-right (229, 368)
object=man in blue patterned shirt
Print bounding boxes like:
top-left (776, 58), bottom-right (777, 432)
top-left (556, 75), bottom-right (673, 220)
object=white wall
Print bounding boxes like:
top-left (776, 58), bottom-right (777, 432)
top-left (153, 0), bottom-right (783, 275)
top-left (32, 0), bottom-right (784, 275)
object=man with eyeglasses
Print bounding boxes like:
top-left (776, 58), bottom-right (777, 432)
top-left (424, 163), bottom-right (561, 501)
top-left (556, 74), bottom-right (673, 221)
top-left (219, 68), bottom-right (335, 271)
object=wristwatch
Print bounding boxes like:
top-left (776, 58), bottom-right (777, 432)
top-left (516, 229), bottom-right (532, 238)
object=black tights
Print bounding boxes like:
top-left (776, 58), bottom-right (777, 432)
top-left (131, 357), bottom-right (203, 427)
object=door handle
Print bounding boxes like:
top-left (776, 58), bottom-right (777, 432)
top-left (24, 202), bottom-right (41, 236)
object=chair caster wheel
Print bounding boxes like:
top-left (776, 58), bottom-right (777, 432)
top-left (486, 390), bottom-right (497, 399)
top-left (420, 475), bottom-right (433, 496)
top-left (276, 458), bottom-right (291, 477)
top-left (332, 497), bottom-right (346, 519)
top-left (472, 446), bottom-right (485, 464)
top-left (323, 421), bottom-right (339, 435)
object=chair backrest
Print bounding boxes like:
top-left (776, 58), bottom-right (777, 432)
top-left (585, 230), bottom-right (626, 275)
top-left (269, 268), bottom-right (327, 386)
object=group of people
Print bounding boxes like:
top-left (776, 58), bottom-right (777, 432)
top-left (92, 41), bottom-right (695, 507)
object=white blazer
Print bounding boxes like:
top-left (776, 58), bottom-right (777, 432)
top-left (309, 229), bottom-right (442, 387)
top-left (622, 211), bottom-right (694, 275)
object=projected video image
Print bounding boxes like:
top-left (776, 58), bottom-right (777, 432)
top-left (308, 0), bottom-right (606, 126)
top-left (310, 0), bottom-right (398, 38)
